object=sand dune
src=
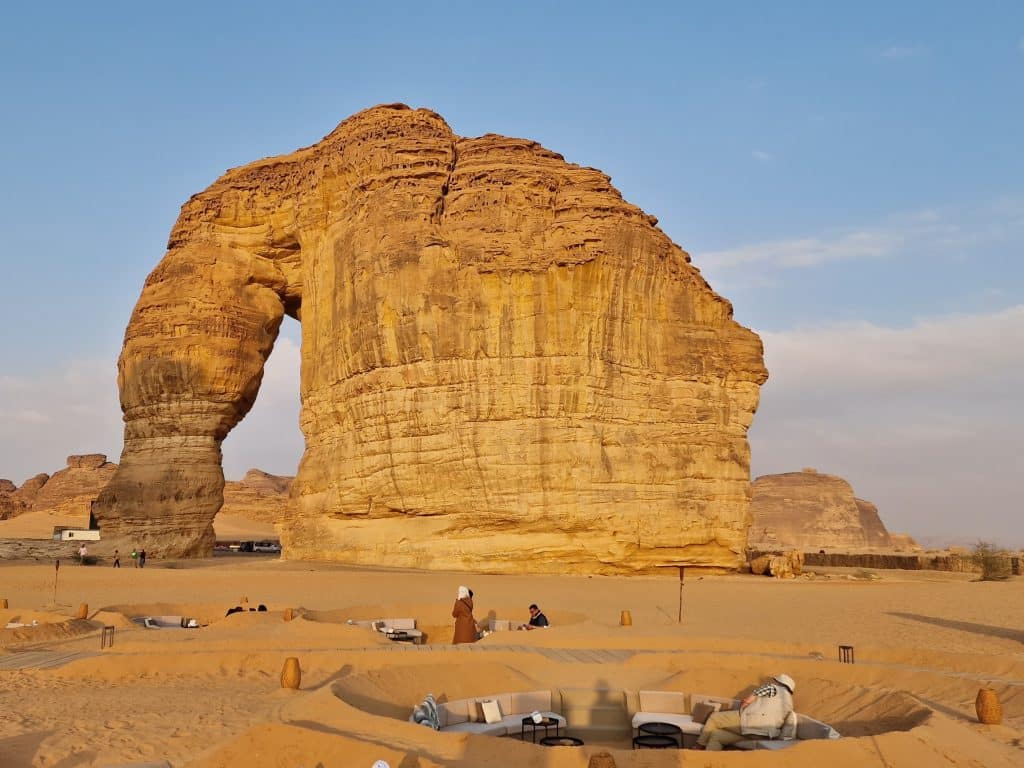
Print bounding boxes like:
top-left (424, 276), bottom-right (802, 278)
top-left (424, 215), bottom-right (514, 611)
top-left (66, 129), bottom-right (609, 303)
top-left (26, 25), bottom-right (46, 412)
top-left (0, 558), bottom-right (1021, 767)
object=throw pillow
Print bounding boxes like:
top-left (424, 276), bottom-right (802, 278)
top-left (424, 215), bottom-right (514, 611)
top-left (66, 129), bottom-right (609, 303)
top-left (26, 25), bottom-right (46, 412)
top-left (692, 701), bottom-right (720, 725)
top-left (481, 699), bottom-right (502, 724)
top-left (467, 700), bottom-right (486, 723)
top-left (424, 694), bottom-right (440, 730)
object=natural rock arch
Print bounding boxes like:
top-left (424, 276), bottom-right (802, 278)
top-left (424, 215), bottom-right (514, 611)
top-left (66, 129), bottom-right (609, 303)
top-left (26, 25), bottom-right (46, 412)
top-left (93, 104), bottom-right (767, 573)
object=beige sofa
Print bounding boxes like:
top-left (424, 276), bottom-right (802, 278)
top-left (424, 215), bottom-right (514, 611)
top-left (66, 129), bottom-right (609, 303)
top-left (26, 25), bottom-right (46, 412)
top-left (631, 691), bottom-right (740, 744)
top-left (427, 690), bottom-right (566, 737)
top-left (413, 688), bottom-right (840, 749)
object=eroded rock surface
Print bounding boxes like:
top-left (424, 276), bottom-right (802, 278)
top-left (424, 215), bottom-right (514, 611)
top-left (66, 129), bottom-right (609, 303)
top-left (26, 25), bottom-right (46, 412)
top-left (93, 104), bottom-right (767, 572)
top-left (749, 468), bottom-right (894, 552)
top-left (221, 470), bottom-right (292, 523)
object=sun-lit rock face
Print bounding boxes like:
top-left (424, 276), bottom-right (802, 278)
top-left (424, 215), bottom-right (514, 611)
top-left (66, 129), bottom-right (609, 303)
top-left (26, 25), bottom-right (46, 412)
top-left (92, 104), bottom-right (767, 572)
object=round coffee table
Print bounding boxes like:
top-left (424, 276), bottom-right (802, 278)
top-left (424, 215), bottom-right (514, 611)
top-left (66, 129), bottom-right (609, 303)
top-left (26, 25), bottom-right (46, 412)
top-left (540, 736), bottom-right (584, 747)
top-left (638, 721), bottom-right (682, 747)
top-left (633, 734), bottom-right (678, 749)
top-left (521, 716), bottom-right (560, 743)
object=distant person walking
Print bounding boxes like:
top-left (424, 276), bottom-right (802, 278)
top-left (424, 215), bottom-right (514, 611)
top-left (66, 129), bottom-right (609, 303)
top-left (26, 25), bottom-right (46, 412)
top-left (131, 548), bottom-right (138, 568)
top-left (139, 549), bottom-right (147, 568)
top-left (452, 585), bottom-right (477, 644)
top-left (113, 549), bottom-right (120, 568)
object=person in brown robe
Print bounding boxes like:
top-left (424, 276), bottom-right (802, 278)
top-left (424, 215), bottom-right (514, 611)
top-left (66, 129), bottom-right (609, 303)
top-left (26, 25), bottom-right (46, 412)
top-left (452, 585), bottom-right (477, 644)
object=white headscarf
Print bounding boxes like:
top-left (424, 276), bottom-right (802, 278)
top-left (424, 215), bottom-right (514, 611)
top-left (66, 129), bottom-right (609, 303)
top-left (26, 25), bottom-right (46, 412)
top-left (457, 585), bottom-right (470, 600)
top-left (372, 762), bottom-right (391, 768)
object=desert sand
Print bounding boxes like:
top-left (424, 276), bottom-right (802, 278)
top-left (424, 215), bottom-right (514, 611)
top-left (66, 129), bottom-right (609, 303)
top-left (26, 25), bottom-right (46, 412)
top-left (1, 528), bottom-right (1022, 768)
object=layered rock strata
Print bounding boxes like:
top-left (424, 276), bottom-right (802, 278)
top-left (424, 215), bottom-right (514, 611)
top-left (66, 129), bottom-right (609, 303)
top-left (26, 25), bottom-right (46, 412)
top-left (221, 470), bottom-right (292, 523)
top-left (92, 104), bottom-right (768, 572)
top-left (748, 469), bottom-right (894, 552)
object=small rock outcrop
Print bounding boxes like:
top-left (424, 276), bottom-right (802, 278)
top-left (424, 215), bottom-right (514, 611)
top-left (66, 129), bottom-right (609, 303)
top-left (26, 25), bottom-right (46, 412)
top-left (92, 104), bottom-right (768, 573)
top-left (748, 469), bottom-right (895, 552)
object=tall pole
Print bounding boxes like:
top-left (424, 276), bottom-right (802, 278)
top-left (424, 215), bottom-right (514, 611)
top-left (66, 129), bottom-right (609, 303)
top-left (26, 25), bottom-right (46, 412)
top-left (53, 558), bottom-right (60, 606)
top-left (677, 566), bottom-right (685, 623)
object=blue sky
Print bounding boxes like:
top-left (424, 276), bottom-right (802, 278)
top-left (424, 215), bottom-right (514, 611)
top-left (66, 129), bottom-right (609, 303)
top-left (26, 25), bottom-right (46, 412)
top-left (1, 2), bottom-right (1021, 546)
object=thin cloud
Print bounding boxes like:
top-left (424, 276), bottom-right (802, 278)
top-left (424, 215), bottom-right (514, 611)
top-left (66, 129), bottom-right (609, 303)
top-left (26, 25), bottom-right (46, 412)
top-left (752, 305), bottom-right (1024, 547)
top-left (751, 150), bottom-right (775, 163)
top-left (695, 200), bottom-right (1022, 273)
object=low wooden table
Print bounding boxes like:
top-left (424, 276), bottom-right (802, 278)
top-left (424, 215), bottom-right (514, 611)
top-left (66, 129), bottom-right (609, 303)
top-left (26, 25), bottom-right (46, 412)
top-left (521, 716), bottom-right (560, 743)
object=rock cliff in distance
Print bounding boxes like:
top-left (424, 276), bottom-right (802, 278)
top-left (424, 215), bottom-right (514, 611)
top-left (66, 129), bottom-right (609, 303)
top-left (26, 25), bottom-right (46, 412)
top-left (220, 470), bottom-right (292, 523)
top-left (748, 468), bottom-right (895, 552)
top-left (1, 455), bottom-right (116, 522)
top-left (91, 104), bottom-right (768, 573)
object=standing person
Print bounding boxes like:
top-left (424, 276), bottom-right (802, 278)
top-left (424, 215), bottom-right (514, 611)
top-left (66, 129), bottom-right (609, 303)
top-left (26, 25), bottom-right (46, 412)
top-left (131, 548), bottom-right (138, 568)
top-left (139, 549), bottom-right (147, 569)
top-left (451, 585), bottom-right (477, 644)
top-left (113, 549), bottom-right (120, 568)
top-left (78, 543), bottom-right (88, 563)
top-left (695, 674), bottom-right (796, 751)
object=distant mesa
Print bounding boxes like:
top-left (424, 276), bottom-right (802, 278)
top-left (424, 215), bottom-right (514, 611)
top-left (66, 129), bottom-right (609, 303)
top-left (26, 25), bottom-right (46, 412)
top-left (748, 468), bottom-right (917, 553)
top-left (221, 470), bottom-right (293, 523)
top-left (89, 103), bottom-right (768, 573)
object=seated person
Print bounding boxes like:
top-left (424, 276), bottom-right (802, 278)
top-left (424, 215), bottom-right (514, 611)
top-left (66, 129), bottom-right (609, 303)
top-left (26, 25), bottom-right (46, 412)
top-left (695, 674), bottom-right (796, 751)
top-left (519, 603), bottom-right (549, 630)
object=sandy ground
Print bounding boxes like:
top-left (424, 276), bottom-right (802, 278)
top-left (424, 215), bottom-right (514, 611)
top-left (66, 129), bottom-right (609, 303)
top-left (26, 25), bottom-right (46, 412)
top-left (1, 543), bottom-right (1022, 768)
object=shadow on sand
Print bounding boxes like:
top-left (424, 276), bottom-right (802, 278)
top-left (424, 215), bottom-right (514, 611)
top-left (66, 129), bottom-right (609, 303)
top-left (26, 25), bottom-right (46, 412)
top-left (889, 612), bottom-right (1024, 644)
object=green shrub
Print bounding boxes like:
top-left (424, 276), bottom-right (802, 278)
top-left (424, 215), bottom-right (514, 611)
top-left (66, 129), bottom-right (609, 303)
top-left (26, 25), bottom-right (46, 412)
top-left (972, 540), bottom-right (1011, 581)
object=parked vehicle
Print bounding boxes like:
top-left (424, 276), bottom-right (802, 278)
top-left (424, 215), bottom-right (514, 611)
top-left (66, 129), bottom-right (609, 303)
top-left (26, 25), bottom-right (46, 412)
top-left (238, 541), bottom-right (255, 553)
top-left (253, 541), bottom-right (281, 553)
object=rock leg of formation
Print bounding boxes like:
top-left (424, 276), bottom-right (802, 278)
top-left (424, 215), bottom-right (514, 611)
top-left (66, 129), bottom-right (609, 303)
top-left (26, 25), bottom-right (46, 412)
top-left (92, 104), bottom-right (767, 573)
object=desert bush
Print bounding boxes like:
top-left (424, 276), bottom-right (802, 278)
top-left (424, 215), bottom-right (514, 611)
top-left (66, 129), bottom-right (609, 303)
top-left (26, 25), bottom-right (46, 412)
top-left (972, 540), bottom-right (1011, 581)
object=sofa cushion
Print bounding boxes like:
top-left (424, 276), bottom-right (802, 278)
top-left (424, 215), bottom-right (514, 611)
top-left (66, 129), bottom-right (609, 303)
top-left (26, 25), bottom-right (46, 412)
top-left (691, 701), bottom-right (720, 725)
top-left (692, 694), bottom-right (740, 712)
top-left (443, 721), bottom-right (509, 737)
top-left (639, 690), bottom-right (688, 715)
top-left (632, 712), bottom-right (700, 734)
top-left (481, 699), bottom-right (503, 724)
top-left (438, 700), bottom-right (469, 727)
top-left (509, 690), bottom-right (552, 715)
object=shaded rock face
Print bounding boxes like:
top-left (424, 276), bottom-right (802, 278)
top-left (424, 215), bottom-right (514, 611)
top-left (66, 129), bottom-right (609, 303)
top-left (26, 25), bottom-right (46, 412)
top-left (748, 469), bottom-right (894, 552)
top-left (0, 482), bottom-right (27, 521)
top-left (92, 104), bottom-right (767, 572)
top-left (221, 470), bottom-right (293, 523)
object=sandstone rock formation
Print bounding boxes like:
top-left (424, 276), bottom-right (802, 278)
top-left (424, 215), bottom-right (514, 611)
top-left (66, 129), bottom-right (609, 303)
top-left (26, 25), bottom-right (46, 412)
top-left (0, 480), bottom-right (26, 521)
top-left (748, 469), bottom-right (894, 552)
top-left (92, 104), bottom-right (767, 573)
top-left (221, 470), bottom-right (292, 523)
